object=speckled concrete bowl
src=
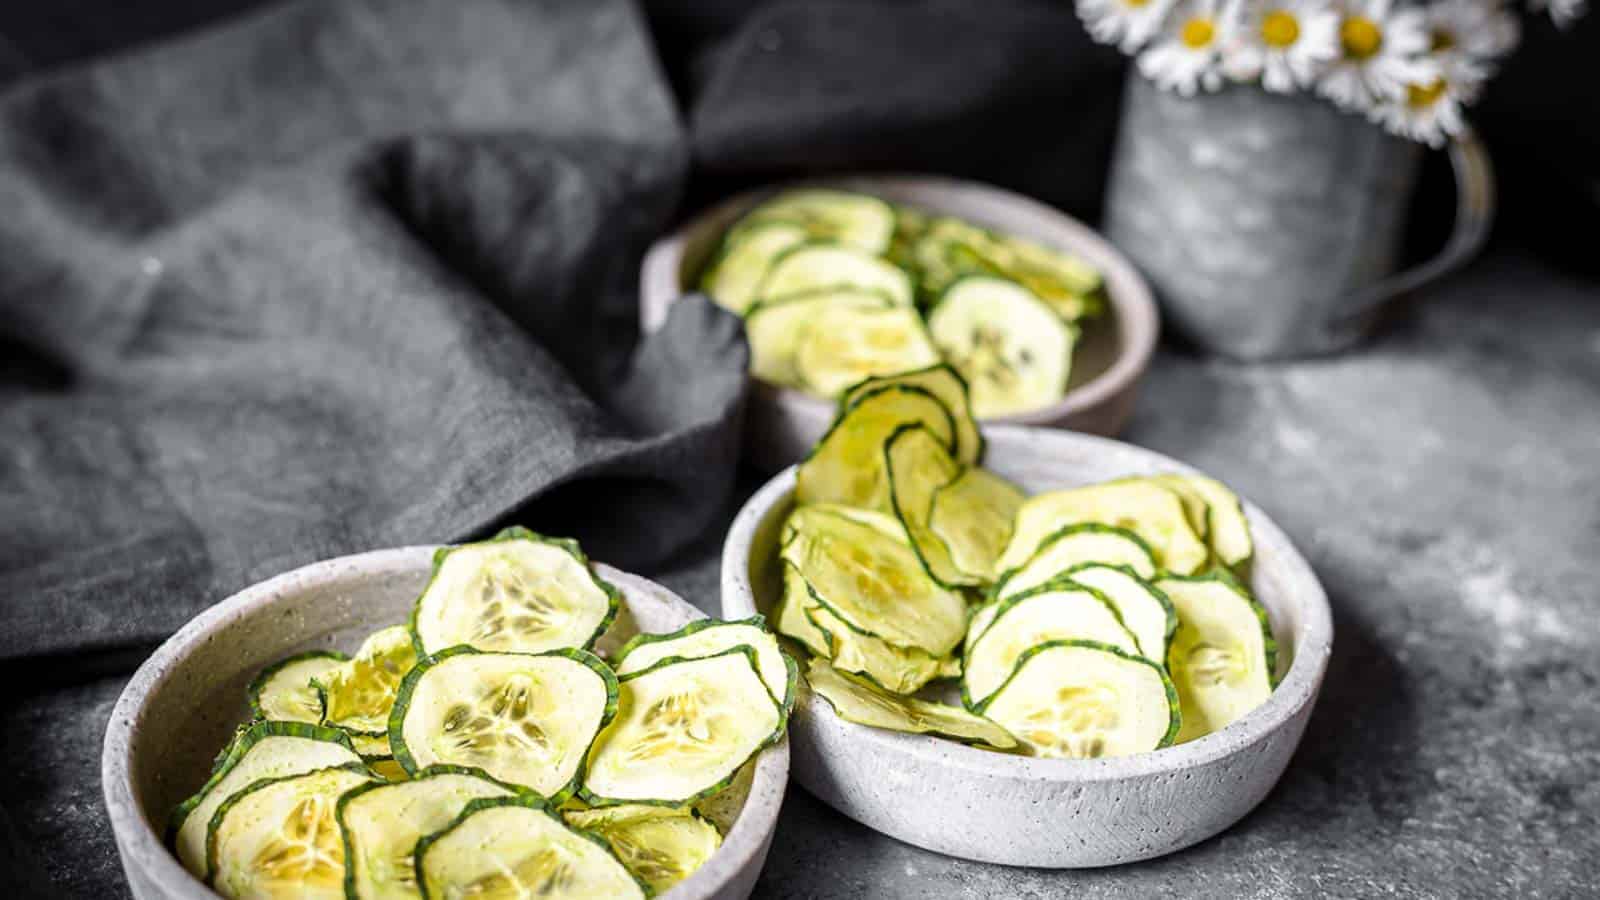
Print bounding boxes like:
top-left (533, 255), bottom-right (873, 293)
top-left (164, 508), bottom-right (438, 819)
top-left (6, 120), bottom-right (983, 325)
top-left (721, 425), bottom-right (1332, 868)
top-left (640, 174), bottom-right (1159, 470)
top-left (103, 547), bottom-right (788, 900)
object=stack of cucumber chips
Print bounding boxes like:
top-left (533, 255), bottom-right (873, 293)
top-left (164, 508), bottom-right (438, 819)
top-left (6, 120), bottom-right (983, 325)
top-left (169, 528), bottom-right (794, 899)
top-left (776, 366), bottom-right (1278, 759)
top-left (701, 189), bottom-right (1105, 417)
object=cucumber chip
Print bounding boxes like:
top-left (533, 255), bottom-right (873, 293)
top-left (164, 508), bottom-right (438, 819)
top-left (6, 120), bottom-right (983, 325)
top-left (796, 384), bottom-right (957, 511)
top-left (316, 625), bottom-right (417, 736)
top-left (794, 305), bottom-right (941, 398)
top-left (998, 481), bottom-right (1210, 575)
top-left (1150, 473), bottom-right (1254, 569)
top-left (928, 465), bottom-right (1024, 583)
top-left (774, 561), bottom-right (833, 657)
top-left (349, 732), bottom-right (394, 759)
top-left (802, 595), bottom-right (947, 695)
top-left (367, 758), bottom-right (409, 783)
top-left (582, 647), bottom-right (784, 808)
top-left (883, 423), bottom-right (984, 589)
top-left (841, 363), bottom-right (984, 465)
top-left (612, 617), bottom-right (797, 714)
top-left (390, 647), bottom-right (617, 802)
top-left (926, 276), bottom-right (1075, 418)
top-left (1157, 573), bottom-right (1276, 743)
top-left (962, 583), bottom-right (1140, 709)
top-left (248, 651), bottom-right (346, 724)
top-left (207, 765), bottom-right (377, 900)
top-left (1061, 563), bottom-right (1178, 666)
top-left (993, 523), bottom-right (1158, 600)
top-left (746, 289), bottom-right (893, 388)
top-left (416, 795), bottom-right (646, 900)
top-left (757, 243), bottom-right (913, 307)
top-left (806, 658), bottom-right (1018, 751)
top-left (736, 189), bottom-right (897, 254)
top-left (700, 222), bottom-right (809, 315)
top-left (410, 527), bottom-right (620, 657)
top-left (977, 640), bottom-right (1179, 759)
top-left (563, 803), bottom-right (723, 895)
top-left (170, 722), bottom-right (362, 880)
top-left (338, 769), bottom-right (518, 900)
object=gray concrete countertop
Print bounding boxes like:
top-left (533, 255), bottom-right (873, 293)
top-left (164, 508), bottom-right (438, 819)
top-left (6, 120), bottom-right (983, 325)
top-left (3, 249), bottom-right (1596, 898)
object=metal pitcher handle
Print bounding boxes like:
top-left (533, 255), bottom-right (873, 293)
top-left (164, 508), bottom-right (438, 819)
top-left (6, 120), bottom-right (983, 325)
top-left (1325, 124), bottom-right (1496, 338)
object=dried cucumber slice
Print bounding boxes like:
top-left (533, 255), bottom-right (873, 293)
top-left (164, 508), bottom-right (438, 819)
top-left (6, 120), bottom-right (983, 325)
top-left (993, 523), bottom-right (1158, 600)
top-left (977, 640), bottom-right (1179, 759)
top-left (799, 585), bottom-right (948, 695)
top-left (781, 503), bottom-right (906, 545)
top-left (806, 658), bottom-right (1017, 751)
top-left (735, 189), bottom-right (897, 254)
top-left (926, 276), bottom-right (1075, 418)
top-left (248, 651), bottom-right (346, 724)
top-left (349, 732), bottom-right (393, 759)
top-left (207, 765), bottom-right (377, 899)
top-left (746, 288), bottom-right (892, 388)
top-left (781, 504), bottom-right (967, 656)
top-left (410, 527), bottom-right (620, 656)
top-left (998, 481), bottom-right (1209, 575)
top-left (841, 363), bottom-right (984, 464)
top-left (169, 722), bottom-right (361, 880)
top-left (1061, 563), bottom-right (1178, 666)
top-left (390, 647), bottom-right (617, 802)
top-left (774, 561), bottom-right (832, 657)
top-left (613, 616), bottom-right (798, 714)
top-left (796, 385), bottom-right (957, 511)
top-left (1140, 475), bottom-right (1211, 545)
top-left (699, 222), bottom-right (808, 314)
top-left (416, 795), bottom-right (646, 900)
top-left (1157, 573), bottom-right (1276, 743)
top-left (582, 647), bottom-right (784, 807)
top-left (913, 217), bottom-right (1104, 320)
top-left (794, 305), bottom-right (941, 398)
top-left (367, 758), bottom-right (409, 783)
top-left (883, 423), bottom-right (977, 589)
top-left (757, 243), bottom-right (913, 306)
top-left (316, 626), bottom-right (416, 737)
top-left (928, 465), bottom-right (1025, 581)
top-left (962, 582), bottom-right (1139, 709)
top-left (1149, 473), bottom-right (1254, 569)
top-left (337, 768), bottom-right (517, 900)
top-left (563, 803), bottom-right (723, 894)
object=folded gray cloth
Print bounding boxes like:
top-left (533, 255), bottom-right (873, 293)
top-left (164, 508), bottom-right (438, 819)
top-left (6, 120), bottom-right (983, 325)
top-left (0, 0), bottom-right (747, 662)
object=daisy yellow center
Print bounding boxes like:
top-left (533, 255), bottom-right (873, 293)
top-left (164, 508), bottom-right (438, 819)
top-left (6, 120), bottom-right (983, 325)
top-left (1340, 16), bottom-right (1383, 60)
top-left (1181, 17), bottom-right (1216, 48)
top-left (1406, 79), bottom-right (1447, 109)
top-left (1261, 10), bottom-right (1301, 47)
top-left (1430, 28), bottom-right (1455, 52)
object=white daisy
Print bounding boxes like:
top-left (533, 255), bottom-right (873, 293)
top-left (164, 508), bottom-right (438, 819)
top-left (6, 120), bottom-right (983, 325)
top-left (1137, 0), bottom-right (1240, 96)
top-left (1222, 0), bottom-right (1342, 93)
top-left (1078, 0), bottom-right (1180, 53)
top-left (1317, 0), bottom-right (1435, 111)
top-left (1426, 0), bottom-right (1521, 64)
top-left (1370, 57), bottom-right (1487, 146)
top-left (1527, 0), bottom-right (1589, 28)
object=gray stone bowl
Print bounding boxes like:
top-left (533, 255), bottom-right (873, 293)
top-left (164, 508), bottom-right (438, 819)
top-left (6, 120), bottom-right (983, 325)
top-left (640, 174), bottom-right (1159, 470)
top-left (721, 425), bottom-right (1332, 868)
top-left (102, 547), bottom-right (788, 900)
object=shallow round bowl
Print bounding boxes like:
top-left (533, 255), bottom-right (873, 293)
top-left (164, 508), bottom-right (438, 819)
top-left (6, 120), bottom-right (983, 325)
top-left (103, 548), bottom-right (788, 899)
top-left (720, 425), bottom-right (1332, 868)
top-left (641, 174), bottom-right (1159, 470)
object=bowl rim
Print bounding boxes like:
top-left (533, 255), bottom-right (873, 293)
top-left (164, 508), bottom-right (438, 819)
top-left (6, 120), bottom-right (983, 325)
top-left (639, 172), bottom-right (1160, 427)
top-left (101, 546), bottom-right (789, 900)
top-left (719, 423), bottom-right (1334, 781)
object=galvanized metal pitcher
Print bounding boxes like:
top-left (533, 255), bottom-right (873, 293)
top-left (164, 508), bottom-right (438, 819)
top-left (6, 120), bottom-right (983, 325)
top-left (1104, 74), bottom-right (1494, 360)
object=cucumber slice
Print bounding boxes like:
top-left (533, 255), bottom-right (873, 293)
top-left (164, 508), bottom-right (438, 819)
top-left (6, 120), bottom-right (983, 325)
top-left (806, 658), bottom-right (1017, 751)
top-left (338, 768), bottom-right (517, 900)
top-left (885, 204), bottom-right (929, 273)
top-left (612, 617), bottom-right (798, 715)
top-left (415, 795), bottom-right (645, 900)
top-left (746, 288), bottom-right (892, 388)
top-left (563, 804), bottom-right (722, 894)
top-left (316, 626), bottom-right (417, 736)
top-left (793, 305), bottom-right (941, 398)
top-left (1139, 475), bottom-right (1210, 545)
top-left (757, 243), bottom-right (914, 306)
top-left (928, 466), bottom-right (1026, 582)
top-left (1157, 573), bottom-right (1276, 743)
top-left (993, 523), bottom-right (1158, 600)
top-left (1150, 473), bottom-right (1254, 569)
top-left (775, 561), bottom-right (832, 657)
top-left (780, 504), bottom-right (967, 656)
top-left (936, 653), bottom-right (963, 681)
top-left (582, 647), bottom-right (784, 807)
top-left (998, 481), bottom-right (1210, 575)
top-left (737, 189), bottom-right (897, 254)
top-left (248, 651), bottom-right (346, 724)
top-left (796, 384), bottom-right (957, 511)
top-left (883, 423), bottom-right (978, 589)
top-left (350, 732), bottom-right (394, 758)
top-left (976, 640), bottom-right (1179, 758)
top-left (699, 222), bottom-right (809, 314)
top-left (390, 647), bottom-right (617, 801)
top-left (840, 363), bottom-right (984, 464)
top-left (801, 594), bottom-right (946, 695)
top-left (1061, 563), bottom-right (1178, 666)
top-left (410, 527), bottom-right (620, 657)
top-left (170, 722), bottom-right (362, 880)
top-left (913, 217), bottom-right (1104, 320)
top-left (781, 503), bottom-right (907, 545)
top-left (368, 758), bottom-right (409, 783)
top-left (207, 765), bottom-right (376, 899)
top-left (926, 276), bottom-right (1075, 418)
top-left (962, 582), bottom-right (1140, 709)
